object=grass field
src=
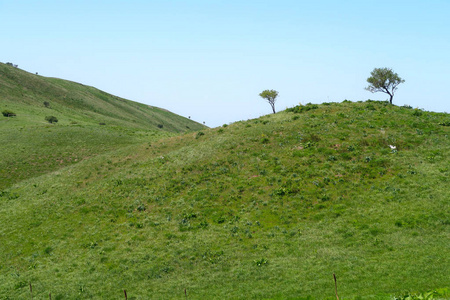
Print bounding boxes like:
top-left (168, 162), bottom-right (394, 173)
top-left (0, 62), bottom-right (205, 189)
top-left (0, 64), bottom-right (449, 299)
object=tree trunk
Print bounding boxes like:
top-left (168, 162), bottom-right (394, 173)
top-left (389, 94), bottom-right (393, 105)
top-left (271, 104), bottom-right (276, 114)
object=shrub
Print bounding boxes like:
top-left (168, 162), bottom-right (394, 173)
top-left (196, 131), bottom-right (205, 139)
top-left (260, 134), bottom-right (270, 144)
top-left (43, 101), bottom-right (50, 108)
top-left (286, 103), bottom-right (319, 114)
top-left (6, 62), bottom-right (18, 68)
top-left (2, 110), bottom-right (16, 117)
top-left (412, 109), bottom-right (423, 116)
top-left (327, 155), bottom-right (337, 161)
top-left (365, 104), bottom-right (376, 111)
top-left (157, 124), bottom-right (164, 128)
top-left (45, 116), bottom-right (58, 123)
top-left (394, 288), bottom-right (450, 299)
top-left (254, 258), bottom-right (268, 266)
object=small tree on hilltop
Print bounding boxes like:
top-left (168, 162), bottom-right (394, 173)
top-left (365, 67), bottom-right (405, 105)
top-left (259, 89), bottom-right (279, 114)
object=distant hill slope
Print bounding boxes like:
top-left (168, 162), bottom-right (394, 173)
top-left (0, 100), bottom-right (448, 298)
top-left (0, 62), bottom-right (206, 188)
top-left (0, 62), bottom-right (204, 132)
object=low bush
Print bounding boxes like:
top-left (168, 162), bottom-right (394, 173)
top-left (2, 110), bottom-right (16, 117)
top-left (365, 103), bottom-right (376, 111)
top-left (45, 116), bottom-right (58, 123)
top-left (286, 103), bottom-right (319, 114)
top-left (412, 109), bottom-right (423, 116)
top-left (394, 288), bottom-right (449, 299)
top-left (196, 131), bottom-right (205, 139)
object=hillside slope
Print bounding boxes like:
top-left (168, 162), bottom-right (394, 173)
top-left (0, 63), bottom-right (204, 132)
top-left (0, 101), bottom-right (449, 299)
top-left (0, 62), bottom-right (206, 188)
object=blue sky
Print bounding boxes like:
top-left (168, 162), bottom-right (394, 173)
top-left (2, 0), bottom-right (449, 127)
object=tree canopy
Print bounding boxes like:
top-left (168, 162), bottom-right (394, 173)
top-left (259, 89), bottom-right (279, 114)
top-left (365, 67), bottom-right (405, 104)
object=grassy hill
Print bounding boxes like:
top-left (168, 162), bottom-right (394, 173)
top-left (0, 90), bottom-right (449, 297)
top-left (0, 62), bottom-right (205, 189)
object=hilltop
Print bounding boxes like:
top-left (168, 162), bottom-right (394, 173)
top-left (0, 62), bottom-right (205, 188)
top-left (0, 83), bottom-right (449, 297)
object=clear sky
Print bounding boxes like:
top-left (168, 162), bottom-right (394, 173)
top-left (2, 0), bottom-right (449, 127)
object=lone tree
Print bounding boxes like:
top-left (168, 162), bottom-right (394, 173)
top-left (259, 89), bottom-right (279, 114)
top-left (365, 67), bottom-right (405, 104)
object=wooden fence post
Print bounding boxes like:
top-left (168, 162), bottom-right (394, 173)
top-left (333, 273), bottom-right (339, 300)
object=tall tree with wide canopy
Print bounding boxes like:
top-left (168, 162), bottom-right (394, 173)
top-left (366, 68), bottom-right (405, 104)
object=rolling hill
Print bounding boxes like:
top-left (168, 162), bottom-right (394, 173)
top-left (0, 65), bottom-right (449, 298)
top-left (0, 62), bottom-right (205, 189)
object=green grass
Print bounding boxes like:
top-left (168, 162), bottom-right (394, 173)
top-left (0, 122), bottom-right (172, 189)
top-left (0, 63), bottom-right (205, 132)
top-left (0, 84), bottom-right (449, 298)
top-left (0, 62), bottom-right (205, 189)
